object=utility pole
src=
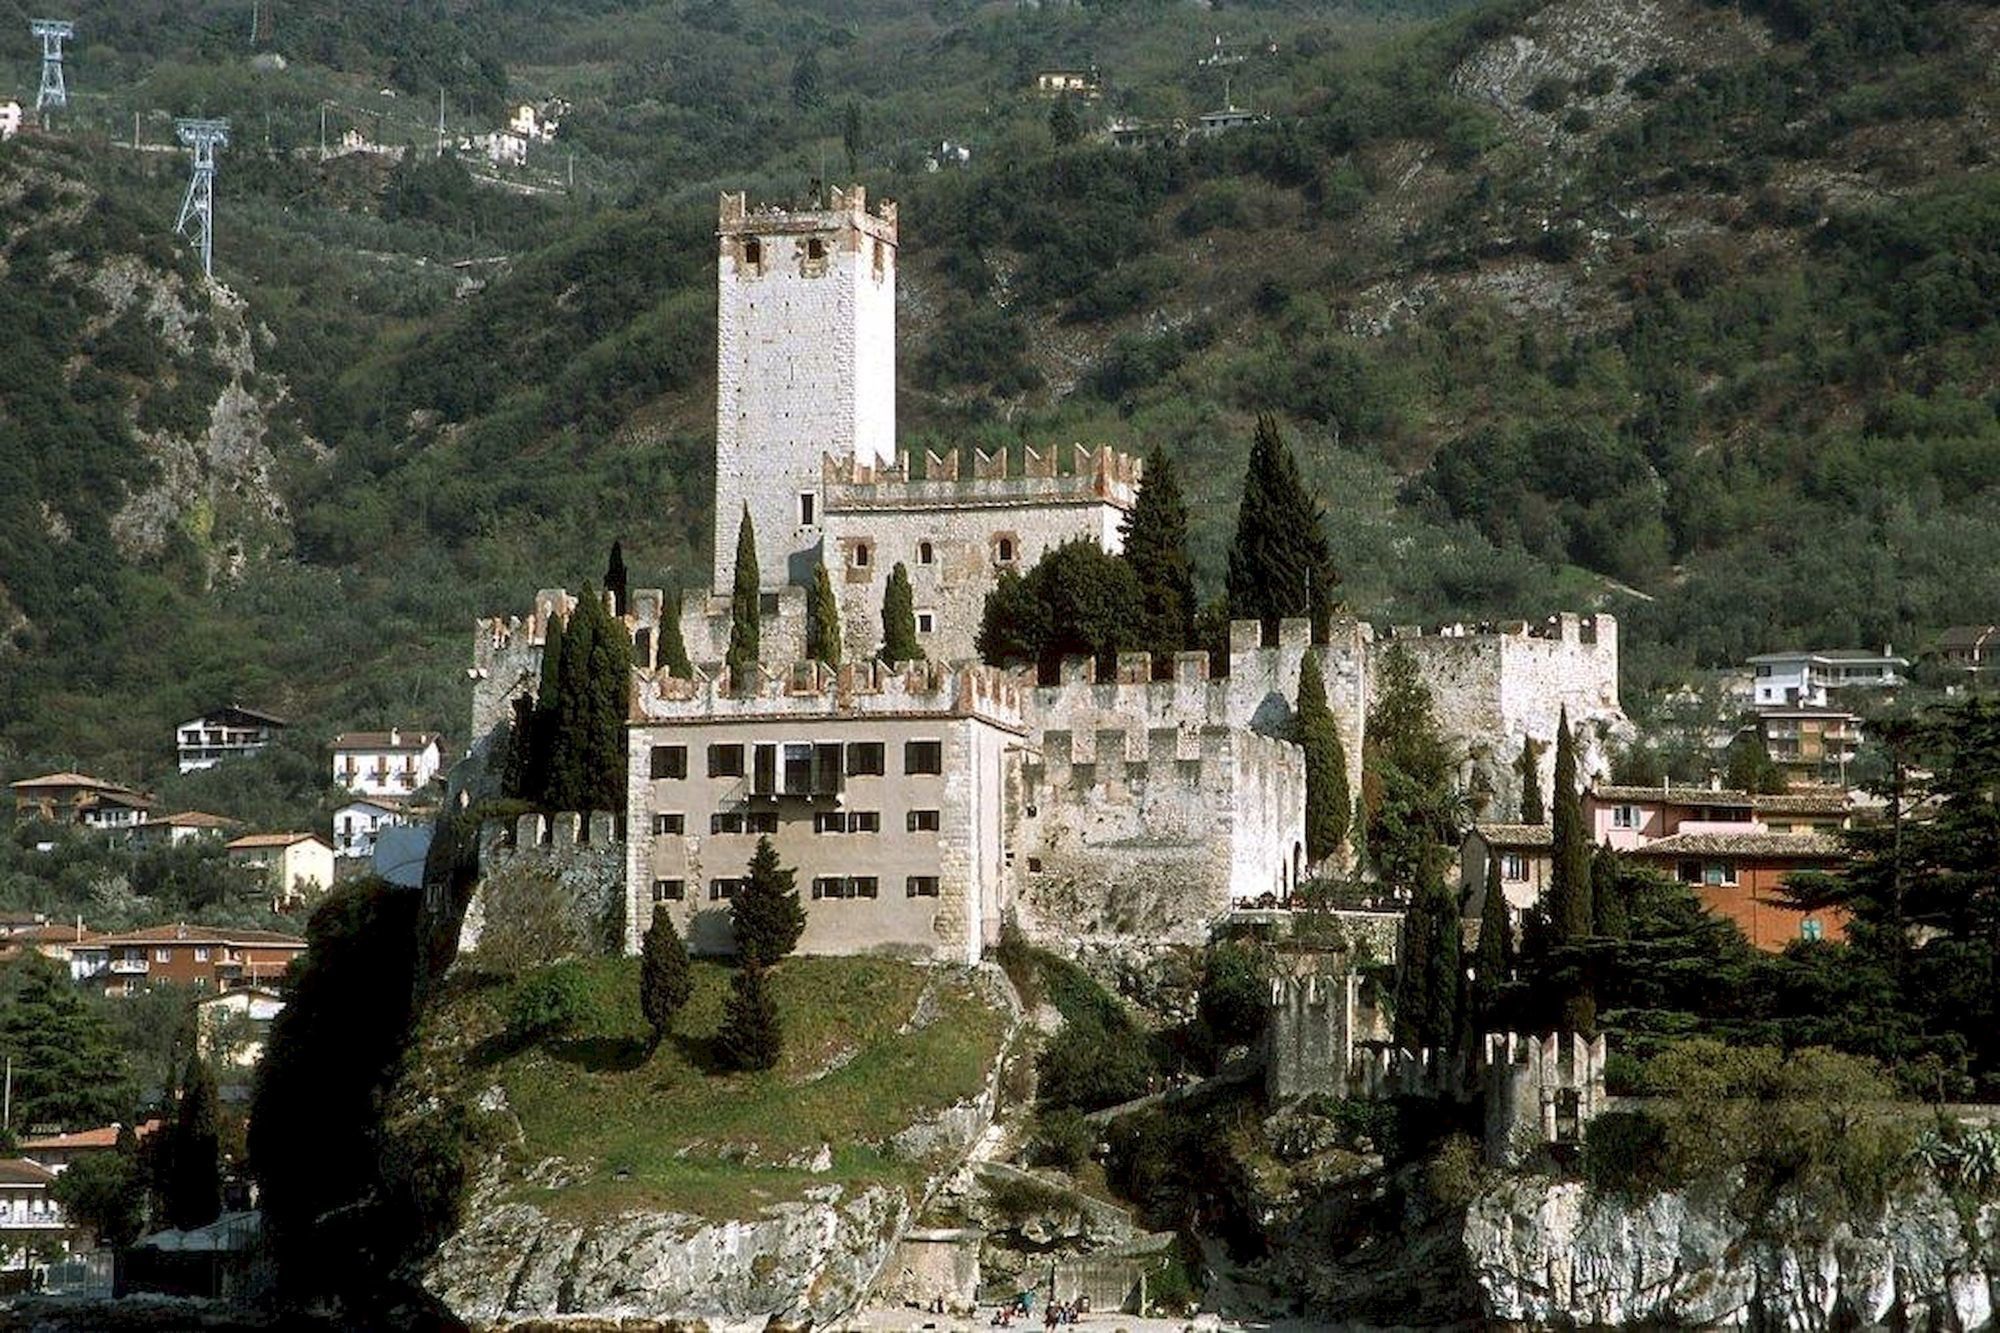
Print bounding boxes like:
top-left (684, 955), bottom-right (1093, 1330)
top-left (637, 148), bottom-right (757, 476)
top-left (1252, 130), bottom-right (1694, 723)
top-left (31, 18), bottom-right (75, 119)
top-left (248, 0), bottom-right (258, 46)
top-left (319, 101), bottom-right (327, 160)
top-left (174, 118), bottom-right (230, 280)
top-left (3, 1056), bottom-right (12, 1133)
top-left (436, 87), bottom-right (445, 159)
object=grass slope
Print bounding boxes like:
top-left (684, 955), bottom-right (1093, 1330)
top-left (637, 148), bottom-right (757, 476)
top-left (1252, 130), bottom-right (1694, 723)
top-left (432, 956), bottom-right (1012, 1222)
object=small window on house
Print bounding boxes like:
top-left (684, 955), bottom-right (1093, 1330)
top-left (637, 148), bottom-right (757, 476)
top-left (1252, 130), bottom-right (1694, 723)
top-left (1801, 917), bottom-right (1824, 941)
top-left (846, 742), bottom-right (885, 777)
top-left (916, 611), bottom-right (935, 634)
top-left (807, 236), bottom-right (826, 261)
top-left (709, 878), bottom-right (740, 901)
top-left (907, 876), bottom-right (940, 898)
top-left (155, 947), bottom-right (172, 963)
top-left (194, 947), bottom-right (211, 962)
top-left (653, 813), bottom-right (685, 836)
top-left (852, 542), bottom-right (872, 569)
top-left (814, 811), bottom-right (847, 834)
top-left (851, 876), bottom-right (879, 899)
top-left (995, 536), bottom-right (1015, 564)
top-left (907, 809), bottom-right (941, 832)
top-left (1502, 853), bottom-right (1527, 882)
top-left (917, 540), bottom-right (934, 566)
top-left (709, 744), bottom-right (745, 778)
top-left (799, 492), bottom-right (816, 526)
top-left (1677, 860), bottom-right (1702, 885)
top-left (711, 811), bottom-right (747, 835)
top-left (1611, 805), bottom-right (1637, 830)
top-left (848, 811), bottom-right (881, 833)
top-left (652, 879), bottom-right (685, 903)
top-left (904, 740), bottom-right (943, 775)
top-left (1703, 862), bottom-right (1734, 886)
top-left (743, 237), bottom-right (762, 268)
top-left (811, 876), bottom-right (845, 900)
top-left (650, 745), bottom-right (688, 780)
top-left (748, 811), bottom-right (779, 834)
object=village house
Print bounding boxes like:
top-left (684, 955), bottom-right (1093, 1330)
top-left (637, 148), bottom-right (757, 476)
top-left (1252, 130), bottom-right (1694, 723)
top-left (0, 917), bottom-right (96, 970)
top-left (1626, 830), bottom-right (1847, 950)
top-left (0, 101), bottom-right (22, 141)
top-left (128, 810), bottom-right (241, 848)
top-left (1751, 706), bottom-right (1864, 787)
top-left (8, 772), bottom-right (152, 829)
top-left (1746, 648), bottom-right (1906, 709)
top-left (332, 795), bottom-right (419, 859)
top-left (224, 832), bottom-right (334, 904)
top-left (332, 729), bottom-right (444, 798)
top-left (176, 704), bottom-right (287, 773)
top-left (1930, 624), bottom-right (2000, 675)
top-left (1195, 105), bottom-right (1267, 137)
top-left (1034, 68), bottom-right (1100, 98)
top-left (0, 1158), bottom-right (66, 1257)
top-left (18, 1122), bottom-right (160, 1176)
top-left (70, 923), bottom-right (306, 996)
top-left (1459, 824), bottom-right (1555, 921)
top-left (196, 986), bottom-right (286, 1068)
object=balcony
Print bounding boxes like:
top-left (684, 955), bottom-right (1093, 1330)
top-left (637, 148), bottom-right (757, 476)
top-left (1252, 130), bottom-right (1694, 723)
top-left (108, 959), bottom-right (149, 975)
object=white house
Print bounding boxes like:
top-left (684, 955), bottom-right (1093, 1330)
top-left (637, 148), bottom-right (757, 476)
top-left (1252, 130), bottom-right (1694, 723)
top-left (130, 811), bottom-right (239, 847)
top-left (177, 705), bottom-right (287, 773)
top-left (1, 102), bottom-right (22, 141)
top-left (507, 102), bottom-right (560, 142)
top-left (224, 833), bottom-right (334, 905)
top-left (196, 986), bottom-right (286, 1067)
top-left (332, 729), bottom-right (444, 797)
top-left (1746, 649), bottom-right (1908, 709)
top-left (333, 796), bottom-right (417, 859)
top-left (0, 1158), bottom-right (66, 1255)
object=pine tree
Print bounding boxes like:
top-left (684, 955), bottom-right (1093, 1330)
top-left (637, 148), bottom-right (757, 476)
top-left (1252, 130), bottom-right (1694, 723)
top-left (790, 48), bottom-right (822, 110)
top-left (1049, 95), bottom-right (1081, 146)
top-left (0, 959), bottom-right (132, 1129)
top-left (881, 561), bottom-right (923, 664)
top-left (1517, 736), bottom-right (1545, 824)
top-left (1225, 414), bottom-right (1339, 636)
top-left (1547, 708), bottom-right (1597, 1032)
top-left (657, 588), bottom-right (693, 678)
top-left (726, 506), bottom-right (761, 686)
top-left (1470, 854), bottom-right (1513, 1029)
top-left (604, 540), bottom-right (629, 617)
top-left (718, 959), bottom-right (783, 1072)
top-left (1392, 858), bottom-right (1461, 1051)
top-left (807, 564), bottom-right (842, 669)
top-left (1295, 649), bottom-right (1350, 865)
top-left (1362, 646), bottom-right (1462, 889)
top-left (639, 909), bottom-right (695, 1047)
top-left (165, 1054), bottom-right (222, 1231)
top-left (731, 836), bottom-right (806, 966)
top-left (1120, 448), bottom-right (1196, 663)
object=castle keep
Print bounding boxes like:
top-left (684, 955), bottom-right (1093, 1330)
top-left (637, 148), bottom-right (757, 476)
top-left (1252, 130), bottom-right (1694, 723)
top-left (466, 187), bottom-right (1627, 964)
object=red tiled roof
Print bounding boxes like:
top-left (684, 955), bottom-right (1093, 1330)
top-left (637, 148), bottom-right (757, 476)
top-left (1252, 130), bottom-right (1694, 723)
top-left (1627, 830), bottom-right (1846, 859)
top-left (1469, 822), bottom-right (1553, 851)
top-left (19, 1119), bottom-right (161, 1153)
top-left (0, 1158), bottom-right (58, 1186)
top-left (333, 731), bottom-right (442, 752)
top-left (153, 811), bottom-right (241, 830)
top-left (80, 923), bottom-right (306, 949)
top-left (9, 771), bottom-right (136, 794)
top-left (226, 832), bottom-right (326, 850)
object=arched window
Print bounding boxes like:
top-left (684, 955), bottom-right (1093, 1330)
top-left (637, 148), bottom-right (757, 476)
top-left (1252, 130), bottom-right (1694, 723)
top-left (917, 540), bottom-right (934, 566)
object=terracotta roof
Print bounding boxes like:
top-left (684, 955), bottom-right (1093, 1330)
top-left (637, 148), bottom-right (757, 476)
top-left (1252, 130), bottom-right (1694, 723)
top-left (3, 922), bottom-right (94, 945)
top-left (1470, 822), bottom-right (1553, 851)
top-left (1753, 791), bottom-right (1849, 816)
top-left (19, 1120), bottom-right (161, 1153)
top-left (9, 771), bottom-right (132, 793)
top-left (1592, 784), bottom-right (1754, 807)
top-left (79, 923), bottom-right (306, 949)
top-left (1935, 626), bottom-right (1999, 652)
top-left (1756, 704), bottom-right (1862, 719)
top-left (152, 811), bottom-right (241, 830)
top-left (332, 731), bottom-right (442, 752)
top-left (0, 1158), bottom-right (58, 1186)
top-left (1627, 830), bottom-right (1846, 859)
top-left (226, 832), bottom-right (326, 850)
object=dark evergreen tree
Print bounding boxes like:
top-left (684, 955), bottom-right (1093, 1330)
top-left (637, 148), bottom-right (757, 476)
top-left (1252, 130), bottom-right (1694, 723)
top-left (1361, 646), bottom-right (1461, 889)
top-left (1225, 414), bottom-right (1338, 636)
top-left (1392, 858), bottom-right (1461, 1051)
top-left (1547, 708), bottom-right (1597, 1032)
top-left (976, 568), bottom-right (1043, 670)
top-left (1724, 731), bottom-right (1786, 794)
top-left (1120, 448), bottom-right (1197, 663)
top-left (165, 1053), bottom-right (222, 1231)
top-left (1593, 844), bottom-right (1631, 940)
top-left (1295, 649), bottom-right (1349, 865)
top-left (881, 562), bottom-right (923, 664)
top-left (807, 564), bottom-right (842, 668)
top-left (52, 1122), bottom-right (146, 1247)
top-left (1470, 854), bottom-right (1514, 1028)
top-left (0, 958), bottom-right (132, 1129)
top-left (726, 506), bottom-right (761, 685)
top-left (547, 588), bottom-right (627, 811)
top-left (841, 99), bottom-right (863, 173)
top-left (1049, 95), bottom-right (1081, 146)
top-left (639, 909), bottom-right (695, 1047)
top-left (790, 48), bottom-right (821, 110)
top-left (524, 609), bottom-right (568, 802)
top-left (717, 959), bottom-right (783, 1072)
top-left (975, 539), bottom-right (1141, 679)
top-left (731, 836), bottom-right (806, 966)
top-left (604, 540), bottom-right (629, 617)
top-left (500, 693), bottom-right (534, 799)
top-left (657, 588), bottom-right (693, 678)
top-left (1517, 735), bottom-right (1545, 824)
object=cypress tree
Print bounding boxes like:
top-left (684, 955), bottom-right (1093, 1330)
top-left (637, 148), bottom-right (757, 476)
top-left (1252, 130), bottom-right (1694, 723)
top-left (639, 909), bottom-right (695, 1048)
top-left (1296, 649), bottom-right (1350, 865)
top-left (807, 564), bottom-right (842, 668)
top-left (718, 959), bottom-right (783, 1072)
top-left (1470, 854), bottom-right (1513, 1028)
top-left (731, 836), bottom-right (806, 966)
top-left (726, 507), bottom-right (761, 686)
top-left (1593, 844), bottom-right (1631, 940)
top-left (1547, 708), bottom-right (1597, 1032)
top-left (1048, 95), bottom-right (1081, 146)
top-left (881, 561), bottom-right (923, 664)
top-left (545, 589), bottom-right (601, 809)
top-left (1517, 735), bottom-right (1545, 824)
top-left (657, 588), bottom-right (693, 679)
top-left (525, 609), bottom-right (567, 804)
top-left (605, 540), bottom-right (629, 617)
top-left (501, 693), bottom-right (534, 800)
top-left (1392, 858), bottom-right (1461, 1051)
top-left (1225, 413), bottom-right (1339, 636)
top-left (578, 589), bottom-right (630, 812)
top-left (1362, 646), bottom-right (1461, 889)
top-left (165, 1054), bottom-right (222, 1231)
top-left (1120, 448), bottom-right (1197, 663)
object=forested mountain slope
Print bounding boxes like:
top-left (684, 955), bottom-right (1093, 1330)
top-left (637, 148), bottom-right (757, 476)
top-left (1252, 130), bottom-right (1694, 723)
top-left (2, 0), bottom-right (1997, 797)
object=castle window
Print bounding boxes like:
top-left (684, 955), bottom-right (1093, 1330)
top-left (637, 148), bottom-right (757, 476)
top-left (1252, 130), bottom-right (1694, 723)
top-left (994, 536), bottom-right (1016, 564)
top-left (747, 811), bottom-right (778, 834)
top-left (873, 238), bottom-right (886, 277)
top-left (907, 876), bottom-right (940, 898)
top-left (799, 492), bottom-right (816, 526)
top-left (709, 878), bottom-right (742, 901)
top-left (742, 237), bottom-right (762, 269)
top-left (908, 809), bottom-right (940, 832)
top-left (653, 813), bottom-right (685, 836)
top-left (846, 742), bottom-right (885, 777)
top-left (904, 740), bottom-right (943, 775)
top-left (1027, 857), bottom-right (1044, 873)
top-left (852, 542), bottom-right (872, 569)
top-left (807, 236), bottom-right (825, 261)
top-left (811, 876), bottom-right (844, 900)
top-left (650, 745), bottom-right (687, 780)
top-left (708, 744), bottom-right (745, 779)
top-left (917, 540), bottom-right (934, 566)
top-left (917, 611), bottom-right (935, 634)
top-left (652, 879), bottom-right (684, 903)
top-left (1502, 853), bottom-right (1527, 882)
top-left (782, 743), bottom-right (814, 795)
top-left (814, 811), bottom-right (846, 834)
top-left (711, 811), bottom-right (746, 835)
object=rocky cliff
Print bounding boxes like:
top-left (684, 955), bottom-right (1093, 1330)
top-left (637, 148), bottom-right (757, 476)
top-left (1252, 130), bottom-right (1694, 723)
top-left (1465, 1176), bottom-right (2000, 1329)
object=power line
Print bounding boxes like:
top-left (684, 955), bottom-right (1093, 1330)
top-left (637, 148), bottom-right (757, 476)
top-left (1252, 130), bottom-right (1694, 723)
top-left (31, 18), bottom-right (75, 117)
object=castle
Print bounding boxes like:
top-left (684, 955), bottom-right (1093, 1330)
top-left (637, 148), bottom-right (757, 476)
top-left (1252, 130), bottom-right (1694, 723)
top-left (466, 186), bottom-right (1628, 965)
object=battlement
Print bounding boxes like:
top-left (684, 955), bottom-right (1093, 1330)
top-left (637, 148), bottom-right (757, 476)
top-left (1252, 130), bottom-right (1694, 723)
top-left (718, 183), bottom-right (898, 243)
top-left (481, 810), bottom-right (623, 855)
top-left (822, 444), bottom-right (1141, 512)
top-left (632, 657), bottom-right (1026, 730)
top-left (1381, 612), bottom-right (1617, 650)
top-left (1023, 721), bottom-right (1240, 792)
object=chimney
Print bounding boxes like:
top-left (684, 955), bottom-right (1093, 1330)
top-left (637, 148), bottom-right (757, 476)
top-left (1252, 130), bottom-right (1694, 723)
top-left (1710, 773), bottom-right (1722, 792)
top-left (390, 727), bottom-right (401, 746)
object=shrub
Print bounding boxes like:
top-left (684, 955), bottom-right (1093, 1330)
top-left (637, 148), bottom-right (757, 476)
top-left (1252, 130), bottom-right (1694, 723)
top-left (1424, 1132), bottom-right (1485, 1210)
top-left (1029, 1107), bottom-right (1096, 1173)
top-left (506, 964), bottom-right (591, 1044)
top-left (1582, 1110), bottom-right (1671, 1196)
top-left (1036, 1018), bottom-right (1154, 1113)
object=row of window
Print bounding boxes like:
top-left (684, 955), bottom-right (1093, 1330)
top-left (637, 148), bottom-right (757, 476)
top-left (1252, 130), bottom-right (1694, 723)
top-left (650, 876), bottom-right (940, 902)
top-left (654, 809), bottom-right (941, 836)
top-left (796, 510), bottom-right (1018, 573)
top-left (650, 740), bottom-right (943, 784)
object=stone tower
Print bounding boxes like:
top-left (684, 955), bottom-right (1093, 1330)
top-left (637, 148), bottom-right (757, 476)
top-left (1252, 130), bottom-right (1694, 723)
top-left (711, 185), bottom-right (898, 593)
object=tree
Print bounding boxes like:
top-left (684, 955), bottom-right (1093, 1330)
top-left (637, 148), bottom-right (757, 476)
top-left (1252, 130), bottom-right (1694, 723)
top-left (639, 909), bottom-right (694, 1047)
top-left (0, 956), bottom-right (132, 1130)
top-left (1296, 650), bottom-right (1350, 865)
top-left (726, 506), bottom-right (760, 685)
top-left (1361, 646), bottom-right (1461, 888)
top-left (657, 588), bottom-right (693, 678)
top-left (790, 48), bottom-right (821, 110)
top-left (523, 608), bottom-right (567, 801)
top-left (841, 99), bottom-right (863, 173)
top-left (545, 587), bottom-right (627, 811)
top-left (1225, 414), bottom-right (1338, 636)
top-left (500, 693), bottom-right (534, 799)
top-left (52, 1123), bottom-right (146, 1247)
top-left (807, 563), bottom-right (842, 669)
top-left (880, 561), bottom-right (922, 664)
top-left (1470, 854), bottom-right (1514, 1029)
top-left (731, 836), bottom-right (806, 966)
top-left (604, 540), bottom-right (629, 617)
top-left (164, 1053), bottom-right (222, 1231)
top-left (717, 959), bottom-right (782, 1072)
top-left (1392, 858), bottom-right (1462, 1051)
top-left (976, 539), bottom-right (1142, 679)
top-left (1517, 736), bottom-right (1545, 824)
top-left (1593, 844), bottom-right (1631, 940)
top-left (1196, 939), bottom-right (1271, 1050)
top-left (1049, 95), bottom-right (1082, 146)
top-left (1546, 708), bottom-right (1597, 1033)
top-left (1120, 448), bottom-right (1196, 662)
top-left (976, 568), bottom-right (1043, 669)
top-left (1724, 731), bottom-right (1786, 794)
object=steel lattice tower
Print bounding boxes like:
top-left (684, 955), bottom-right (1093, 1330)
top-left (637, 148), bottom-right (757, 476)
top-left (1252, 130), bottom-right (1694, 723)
top-left (174, 118), bottom-right (230, 280)
top-left (31, 19), bottom-right (74, 114)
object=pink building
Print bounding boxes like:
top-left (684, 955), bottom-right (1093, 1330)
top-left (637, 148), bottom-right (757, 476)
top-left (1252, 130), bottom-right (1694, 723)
top-left (1584, 783), bottom-right (1847, 851)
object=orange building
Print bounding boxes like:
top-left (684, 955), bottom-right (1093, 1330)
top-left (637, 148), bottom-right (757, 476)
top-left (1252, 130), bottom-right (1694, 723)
top-left (70, 923), bottom-right (306, 996)
top-left (1627, 830), bottom-right (1848, 951)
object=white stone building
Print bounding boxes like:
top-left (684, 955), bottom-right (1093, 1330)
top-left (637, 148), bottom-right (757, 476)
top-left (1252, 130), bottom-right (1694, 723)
top-left (333, 729), bottom-right (444, 797)
top-left (177, 705), bottom-right (287, 773)
top-left (333, 796), bottom-right (417, 859)
top-left (1746, 648), bottom-right (1907, 709)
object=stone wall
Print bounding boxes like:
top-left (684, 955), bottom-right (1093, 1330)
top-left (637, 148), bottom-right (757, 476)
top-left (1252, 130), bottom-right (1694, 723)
top-left (459, 812), bottom-right (626, 963)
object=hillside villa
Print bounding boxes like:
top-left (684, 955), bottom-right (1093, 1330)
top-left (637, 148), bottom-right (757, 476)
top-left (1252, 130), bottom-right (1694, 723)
top-left (224, 832), bottom-right (334, 905)
top-left (71, 923), bottom-right (306, 996)
top-left (176, 705), bottom-right (287, 773)
top-left (332, 729), bottom-right (445, 798)
top-left (9, 773), bottom-right (152, 829)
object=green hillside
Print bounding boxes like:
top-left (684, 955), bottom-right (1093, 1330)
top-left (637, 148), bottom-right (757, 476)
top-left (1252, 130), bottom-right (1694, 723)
top-left (4, 0), bottom-right (1999, 802)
